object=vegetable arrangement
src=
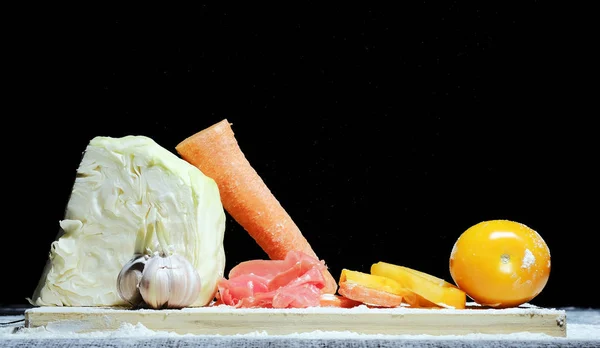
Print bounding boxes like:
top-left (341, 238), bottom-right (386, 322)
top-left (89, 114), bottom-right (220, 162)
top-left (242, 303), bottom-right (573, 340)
top-left (30, 119), bottom-right (552, 311)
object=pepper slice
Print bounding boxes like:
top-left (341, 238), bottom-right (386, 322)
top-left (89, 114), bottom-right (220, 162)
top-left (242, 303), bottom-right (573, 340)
top-left (337, 269), bottom-right (417, 307)
top-left (371, 262), bottom-right (466, 309)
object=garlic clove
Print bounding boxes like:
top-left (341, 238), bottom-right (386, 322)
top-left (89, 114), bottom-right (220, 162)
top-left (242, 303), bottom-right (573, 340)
top-left (116, 254), bottom-right (147, 307)
top-left (139, 253), bottom-right (202, 309)
top-left (138, 255), bottom-right (170, 309)
top-left (166, 254), bottom-right (202, 308)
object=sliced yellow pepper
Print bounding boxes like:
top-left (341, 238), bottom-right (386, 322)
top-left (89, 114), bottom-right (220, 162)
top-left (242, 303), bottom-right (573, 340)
top-left (371, 262), bottom-right (466, 309)
top-left (339, 269), bottom-right (417, 305)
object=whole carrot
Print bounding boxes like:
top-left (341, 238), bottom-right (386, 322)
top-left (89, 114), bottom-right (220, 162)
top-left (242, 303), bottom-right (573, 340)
top-left (175, 119), bottom-right (338, 294)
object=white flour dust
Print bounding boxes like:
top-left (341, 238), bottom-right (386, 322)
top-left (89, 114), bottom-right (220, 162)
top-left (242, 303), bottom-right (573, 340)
top-left (521, 249), bottom-right (535, 269)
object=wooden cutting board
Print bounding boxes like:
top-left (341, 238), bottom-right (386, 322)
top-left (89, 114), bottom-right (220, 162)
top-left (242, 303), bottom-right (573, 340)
top-left (24, 305), bottom-right (567, 337)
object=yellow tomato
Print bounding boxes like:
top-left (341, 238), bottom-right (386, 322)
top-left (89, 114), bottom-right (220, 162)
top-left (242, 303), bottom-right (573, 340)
top-left (449, 220), bottom-right (551, 308)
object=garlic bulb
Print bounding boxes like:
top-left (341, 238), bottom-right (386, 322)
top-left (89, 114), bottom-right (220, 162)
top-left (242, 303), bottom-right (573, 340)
top-left (116, 209), bottom-right (203, 309)
top-left (138, 253), bottom-right (202, 309)
top-left (116, 254), bottom-right (148, 307)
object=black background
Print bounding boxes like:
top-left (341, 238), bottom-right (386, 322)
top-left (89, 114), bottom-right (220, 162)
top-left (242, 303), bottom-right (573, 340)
top-left (5, 3), bottom-right (596, 309)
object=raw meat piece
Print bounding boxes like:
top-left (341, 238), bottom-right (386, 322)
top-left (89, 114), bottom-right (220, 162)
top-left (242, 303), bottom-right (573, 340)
top-left (217, 250), bottom-right (327, 308)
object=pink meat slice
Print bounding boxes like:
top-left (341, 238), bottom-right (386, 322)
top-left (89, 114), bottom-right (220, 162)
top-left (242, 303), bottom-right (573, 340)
top-left (217, 250), bottom-right (328, 308)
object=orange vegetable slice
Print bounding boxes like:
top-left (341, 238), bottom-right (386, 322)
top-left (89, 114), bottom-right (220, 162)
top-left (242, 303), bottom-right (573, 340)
top-left (337, 269), bottom-right (414, 308)
top-left (371, 262), bottom-right (466, 309)
top-left (338, 282), bottom-right (404, 308)
top-left (319, 294), bottom-right (362, 308)
top-left (175, 119), bottom-right (337, 294)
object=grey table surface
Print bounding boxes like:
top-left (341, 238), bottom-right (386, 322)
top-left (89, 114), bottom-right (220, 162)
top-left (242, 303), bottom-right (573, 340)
top-left (1, 306), bottom-right (599, 347)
